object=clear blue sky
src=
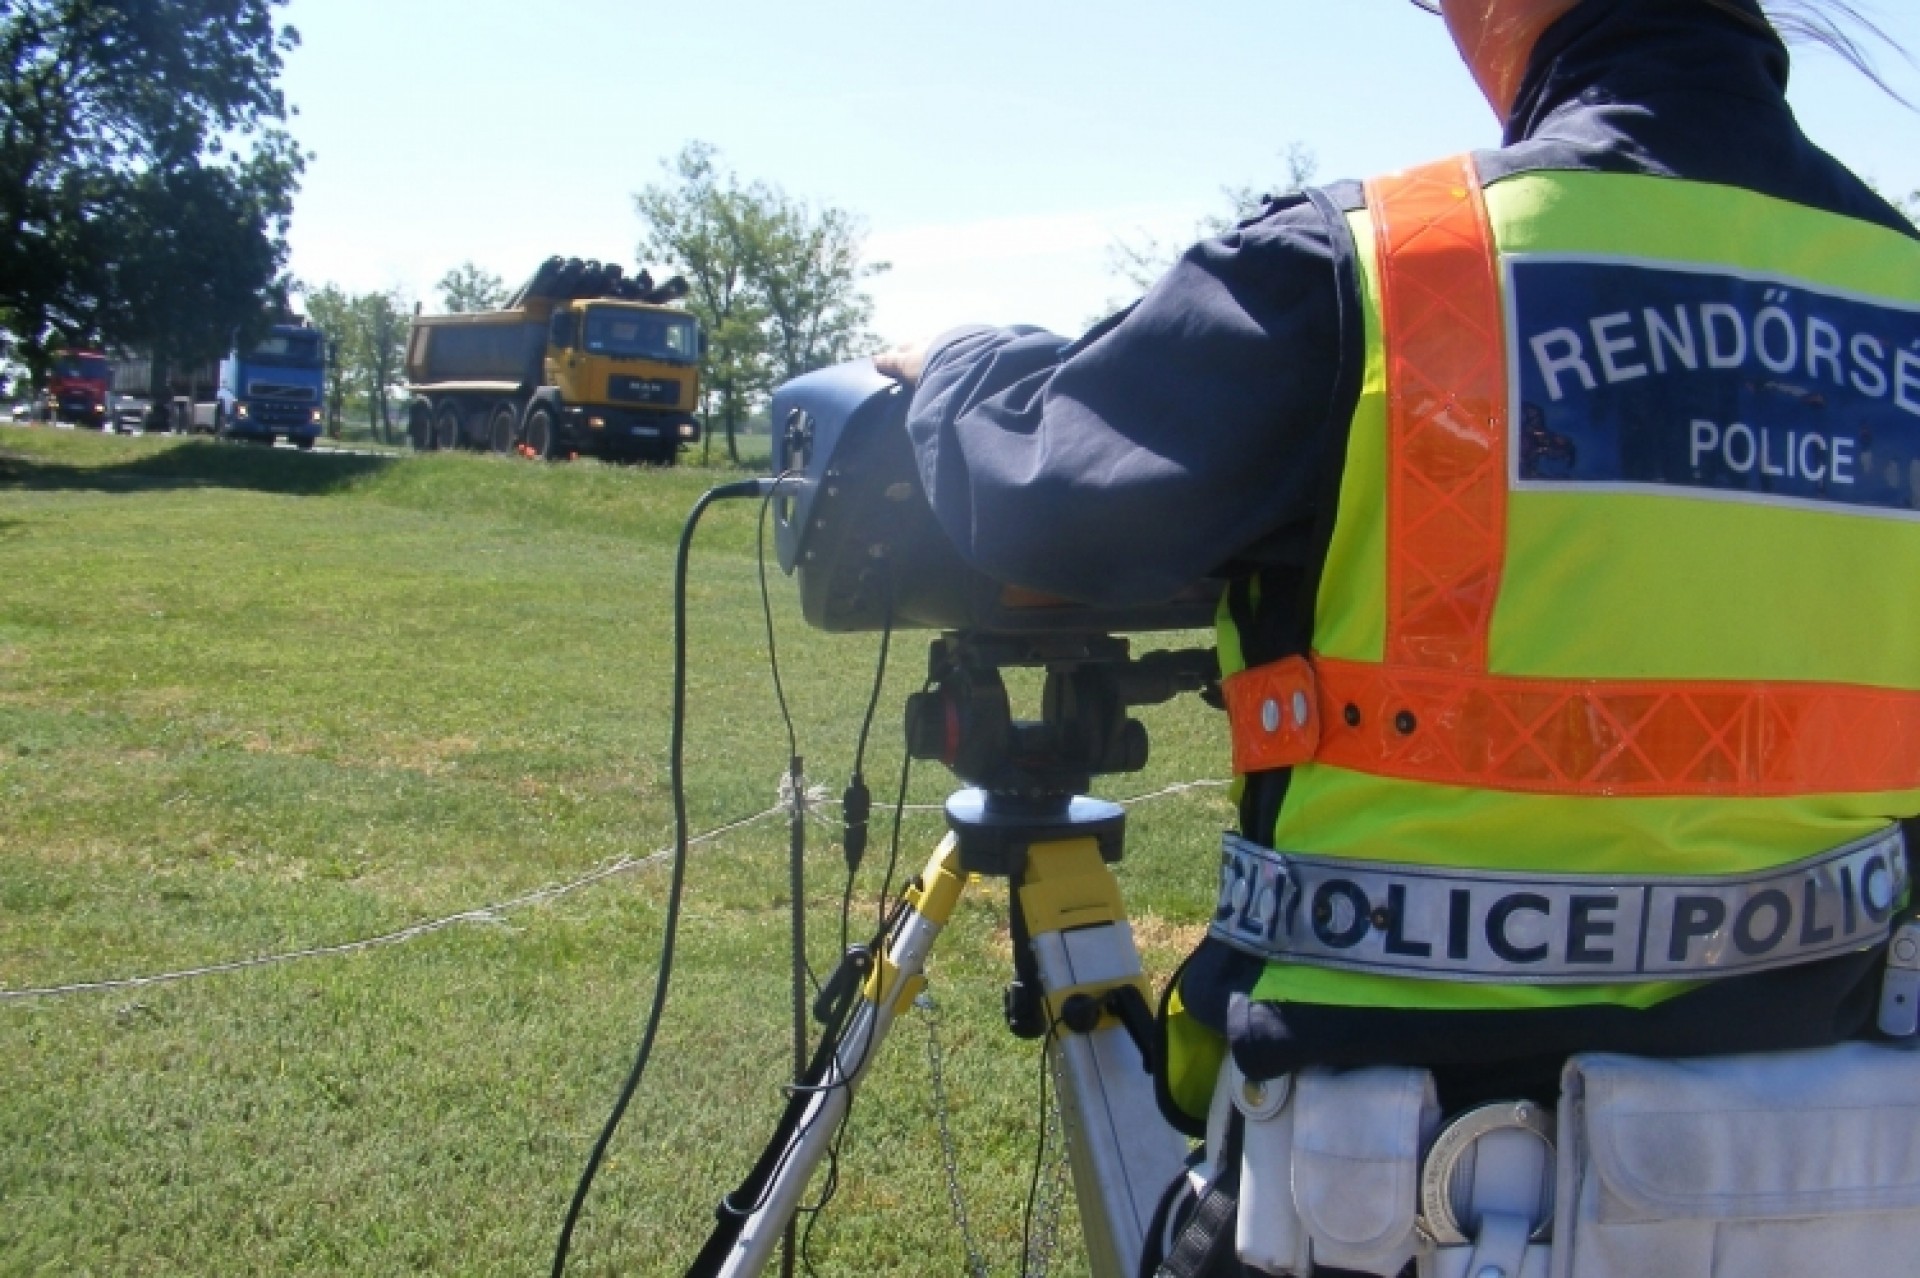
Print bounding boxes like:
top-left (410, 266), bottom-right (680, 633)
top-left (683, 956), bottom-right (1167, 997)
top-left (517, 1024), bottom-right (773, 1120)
top-left (279, 0), bottom-right (1920, 344)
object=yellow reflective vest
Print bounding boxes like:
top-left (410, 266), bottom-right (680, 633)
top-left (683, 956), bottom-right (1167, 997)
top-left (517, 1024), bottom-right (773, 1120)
top-left (1217, 156), bottom-right (1920, 1019)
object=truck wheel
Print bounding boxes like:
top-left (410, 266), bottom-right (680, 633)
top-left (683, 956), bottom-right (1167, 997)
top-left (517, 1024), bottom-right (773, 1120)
top-left (433, 401), bottom-right (463, 451)
top-left (524, 404), bottom-right (557, 461)
top-left (406, 401), bottom-right (434, 450)
top-left (488, 403), bottom-right (518, 454)
top-left (295, 436), bottom-right (315, 452)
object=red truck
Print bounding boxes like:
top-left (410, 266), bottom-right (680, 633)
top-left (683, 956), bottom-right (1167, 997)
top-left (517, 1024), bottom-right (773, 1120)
top-left (45, 350), bottom-right (111, 427)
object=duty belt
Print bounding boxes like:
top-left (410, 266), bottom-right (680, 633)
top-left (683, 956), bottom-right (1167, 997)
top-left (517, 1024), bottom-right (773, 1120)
top-left (1209, 827), bottom-right (1908, 983)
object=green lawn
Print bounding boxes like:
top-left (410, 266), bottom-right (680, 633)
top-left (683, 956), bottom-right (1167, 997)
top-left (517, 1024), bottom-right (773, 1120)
top-left (0, 426), bottom-right (1232, 1276)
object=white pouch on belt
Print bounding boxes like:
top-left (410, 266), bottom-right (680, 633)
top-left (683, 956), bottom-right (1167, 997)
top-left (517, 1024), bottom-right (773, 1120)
top-left (1555, 1042), bottom-right (1920, 1278)
top-left (1233, 1062), bottom-right (1439, 1276)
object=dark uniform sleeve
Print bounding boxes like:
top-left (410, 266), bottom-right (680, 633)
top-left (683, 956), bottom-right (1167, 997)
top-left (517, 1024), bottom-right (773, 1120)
top-left (903, 190), bottom-right (1356, 609)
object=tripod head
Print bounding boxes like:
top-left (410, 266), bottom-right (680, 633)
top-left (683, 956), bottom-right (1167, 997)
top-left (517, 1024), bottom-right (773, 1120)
top-left (903, 633), bottom-right (1218, 802)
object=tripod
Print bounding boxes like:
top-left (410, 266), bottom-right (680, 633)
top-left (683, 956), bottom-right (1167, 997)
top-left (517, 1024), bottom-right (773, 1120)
top-left (686, 634), bottom-right (1217, 1278)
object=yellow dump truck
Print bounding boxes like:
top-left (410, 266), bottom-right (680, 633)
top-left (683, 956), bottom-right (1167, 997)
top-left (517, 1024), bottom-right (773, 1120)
top-left (404, 257), bottom-right (702, 463)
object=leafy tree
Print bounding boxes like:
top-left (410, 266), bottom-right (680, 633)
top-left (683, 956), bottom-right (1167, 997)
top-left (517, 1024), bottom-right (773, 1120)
top-left (751, 200), bottom-right (888, 386)
top-left (303, 284), bottom-right (357, 435)
top-left (1899, 191), bottom-right (1919, 231)
top-left (436, 262), bottom-right (507, 314)
top-left (636, 142), bottom-right (884, 465)
top-left (103, 157), bottom-right (300, 395)
top-left (636, 144), bottom-right (770, 465)
top-left (299, 284), bottom-right (411, 442)
top-left (1106, 144), bottom-right (1321, 299)
top-left (0, 0), bottom-right (304, 388)
top-left (353, 290), bottom-right (411, 443)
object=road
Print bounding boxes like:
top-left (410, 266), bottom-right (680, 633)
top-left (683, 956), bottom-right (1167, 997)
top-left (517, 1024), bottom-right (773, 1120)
top-left (2, 417), bottom-right (395, 458)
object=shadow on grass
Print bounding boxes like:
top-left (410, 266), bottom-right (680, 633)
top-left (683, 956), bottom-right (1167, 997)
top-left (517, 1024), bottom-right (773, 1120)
top-left (0, 440), bottom-right (396, 498)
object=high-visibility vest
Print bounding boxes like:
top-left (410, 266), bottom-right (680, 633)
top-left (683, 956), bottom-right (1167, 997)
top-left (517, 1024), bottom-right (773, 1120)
top-left (1218, 155), bottom-right (1920, 1016)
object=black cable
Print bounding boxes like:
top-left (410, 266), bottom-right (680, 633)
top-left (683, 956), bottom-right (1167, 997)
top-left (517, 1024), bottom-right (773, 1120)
top-left (551, 477), bottom-right (774, 1278)
top-left (757, 474), bottom-right (811, 1278)
top-left (781, 776), bottom-right (807, 1278)
top-left (693, 836), bottom-right (902, 1253)
top-left (790, 898), bottom-right (918, 1273)
top-left (840, 600), bottom-right (893, 957)
top-left (795, 1049), bottom-right (859, 1278)
top-left (836, 859), bottom-right (860, 969)
top-left (1021, 1018), bottom-right (1067, 1278)
top-left (875, 680), bottom-right (931, 935)
top-left (756, 475), bottom-right (802, 765)
top-left (851, 579), bottom-right (893, 777)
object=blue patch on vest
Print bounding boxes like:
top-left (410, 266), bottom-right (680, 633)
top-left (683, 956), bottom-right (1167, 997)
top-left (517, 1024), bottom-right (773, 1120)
top-left (1508, 256), bottom-right (1920, 516)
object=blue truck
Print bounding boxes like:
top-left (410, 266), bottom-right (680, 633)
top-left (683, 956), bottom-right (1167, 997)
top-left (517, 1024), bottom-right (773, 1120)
top-left (193, 323), bottom-right (328, 447)
top-left (113, 323), bottom-right (328, 447)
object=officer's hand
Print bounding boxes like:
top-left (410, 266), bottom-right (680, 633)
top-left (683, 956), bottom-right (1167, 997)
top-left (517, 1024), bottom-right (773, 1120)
top-left (873, 342), bottom-right (928, 387)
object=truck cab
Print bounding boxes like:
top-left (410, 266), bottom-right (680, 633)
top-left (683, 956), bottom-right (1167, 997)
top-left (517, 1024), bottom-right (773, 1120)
top-left (216, 325), bottom-right (326, 448)
top-left (540, 301), bottom-right (702, 460)
top-left (46, 351), bottom-right (111, 427)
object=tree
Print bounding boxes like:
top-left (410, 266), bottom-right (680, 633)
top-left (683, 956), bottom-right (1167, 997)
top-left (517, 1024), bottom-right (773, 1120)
top-left (103, 156), bottom-right (301, 395)
top-left (0, 0), bottom-right (304, 388)
top-left (436, 262), bottom-right (506, 314)
top-left (1899, 191), bottom-right (1919, 232)
top-left (751, 200), bottom-right (888, 386)
top-left (636, 142), bottom-right (884, 465)
top-left (1106, 144), bottom-right (1321, 298)
top-left (299, 284), bottom-right (411, 442)
top-left (353, 289), bottom-right (410, 443)
top-left (636, 144), bottom-right (769, 466)
top-left (303, 284), bottom-right (356, 436)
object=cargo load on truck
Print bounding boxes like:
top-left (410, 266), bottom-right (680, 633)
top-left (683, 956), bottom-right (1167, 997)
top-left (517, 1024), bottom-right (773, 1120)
top-left (404, 256), bottom-right (702, 464)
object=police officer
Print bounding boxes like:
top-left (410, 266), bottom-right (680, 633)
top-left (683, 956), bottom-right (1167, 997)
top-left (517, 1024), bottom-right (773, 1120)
top-left (879, 0), bottom-right (1920, 1177)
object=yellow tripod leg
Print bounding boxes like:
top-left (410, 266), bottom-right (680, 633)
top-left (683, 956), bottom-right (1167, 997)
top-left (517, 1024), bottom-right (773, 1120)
top-left (696, 828), bottom-right (1187, 1278)
top-left (697, 834), bottom-right (971, 1278)
top-left (1017, 836), bottom-right (1189, 1278)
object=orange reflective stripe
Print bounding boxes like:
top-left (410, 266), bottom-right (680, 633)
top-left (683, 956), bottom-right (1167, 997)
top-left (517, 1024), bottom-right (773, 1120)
top-left (1222, 656), bottom-right (1321, 774)
top-left (1367, 155), bottom-right (1509, 671)
top-left (1312, 656), bottom-right (1920, 797)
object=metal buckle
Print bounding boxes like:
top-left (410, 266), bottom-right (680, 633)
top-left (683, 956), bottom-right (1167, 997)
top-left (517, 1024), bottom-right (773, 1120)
top-left (1416, 1100), bottom-right (1556, 1247)
top-left (1878, 916), bottom-right (1920, 1038)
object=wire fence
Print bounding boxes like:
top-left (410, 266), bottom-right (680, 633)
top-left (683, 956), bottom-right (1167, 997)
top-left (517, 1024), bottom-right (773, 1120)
top-left (0, 778), bottom-right (1229, 1005)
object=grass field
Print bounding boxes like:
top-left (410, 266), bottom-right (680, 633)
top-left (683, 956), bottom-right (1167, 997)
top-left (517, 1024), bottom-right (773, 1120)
top-left (0, 425), bottom-right (1233, 1276)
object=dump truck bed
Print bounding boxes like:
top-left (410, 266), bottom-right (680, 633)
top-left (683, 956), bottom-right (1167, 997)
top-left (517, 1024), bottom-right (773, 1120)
top-left (406, 313), bottom-right (546, 389)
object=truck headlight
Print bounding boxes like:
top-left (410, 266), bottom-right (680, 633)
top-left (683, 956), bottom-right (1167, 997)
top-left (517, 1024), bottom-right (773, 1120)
top-left (235, 402), bottom-right (250, 419)
top-left (678, 422), bottom-right (697, 439)
top-left (587, 416), bottom-right (605, 429)
top-left (309, 407), bottom-right (322, 424)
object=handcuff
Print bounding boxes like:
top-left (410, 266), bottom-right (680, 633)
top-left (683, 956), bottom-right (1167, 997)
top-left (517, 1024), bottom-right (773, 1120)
top-left (1416, 1100), bottom-right (1557, 1248)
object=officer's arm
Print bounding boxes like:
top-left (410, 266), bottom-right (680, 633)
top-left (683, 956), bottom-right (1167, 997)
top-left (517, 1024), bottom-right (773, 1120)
top-left (902, 194), bottom-right (1351, 609)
